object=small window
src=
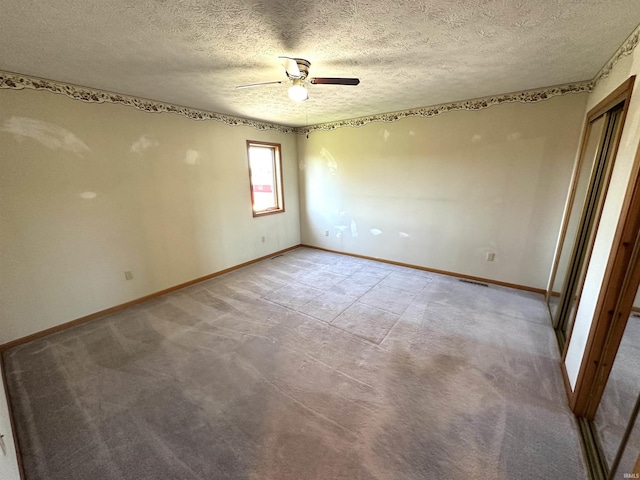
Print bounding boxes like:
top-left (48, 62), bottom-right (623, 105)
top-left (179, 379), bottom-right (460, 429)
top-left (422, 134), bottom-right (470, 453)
top-left (246, 141), bottom-right (284, 216)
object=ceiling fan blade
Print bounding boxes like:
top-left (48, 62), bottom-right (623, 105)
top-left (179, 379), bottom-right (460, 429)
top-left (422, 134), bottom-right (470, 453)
top-left (278, 56), bottom-right (301, 78)
top-left (310, 77), bottom-right (360, 86)
top-left (236, 80), bottom-right (284, 89)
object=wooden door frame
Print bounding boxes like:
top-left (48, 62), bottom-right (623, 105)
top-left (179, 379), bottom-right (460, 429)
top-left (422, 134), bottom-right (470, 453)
top-left (566, 76), bottom-right (640, 416)
top-left (584, 230), bottom-right (640, 419)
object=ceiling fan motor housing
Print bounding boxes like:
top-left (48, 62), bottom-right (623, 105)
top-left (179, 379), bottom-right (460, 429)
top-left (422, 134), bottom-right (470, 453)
top-left (289, 58), bottom-right (310, 80)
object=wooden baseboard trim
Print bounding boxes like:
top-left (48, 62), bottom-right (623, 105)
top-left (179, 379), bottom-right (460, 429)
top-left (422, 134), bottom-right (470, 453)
top-left (301, 244), bottom-right (546, 295)
top-left (0, 245), bottom-right (301, 352)
top-left (2, 244), bottom-right (545, 352)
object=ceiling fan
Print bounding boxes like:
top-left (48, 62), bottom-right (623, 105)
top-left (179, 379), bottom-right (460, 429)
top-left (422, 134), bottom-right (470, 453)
top-left (236, 56), bottom-right (360, 101)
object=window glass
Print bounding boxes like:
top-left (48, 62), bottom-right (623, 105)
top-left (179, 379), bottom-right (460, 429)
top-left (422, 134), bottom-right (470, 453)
top-left (247, 142), bottom-right (284, 216)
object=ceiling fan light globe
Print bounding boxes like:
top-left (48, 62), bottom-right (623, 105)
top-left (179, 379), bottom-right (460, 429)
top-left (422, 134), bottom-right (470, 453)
top-left (288, 84), bottom-right (308, 102)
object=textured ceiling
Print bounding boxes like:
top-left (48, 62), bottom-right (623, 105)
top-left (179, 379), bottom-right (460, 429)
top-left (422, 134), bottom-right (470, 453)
top-left (1, 1), bottom-right (640, 127)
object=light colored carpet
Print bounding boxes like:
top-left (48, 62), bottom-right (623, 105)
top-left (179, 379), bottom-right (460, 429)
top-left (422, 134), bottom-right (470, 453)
top-left (3, 247), bottom-right (587, 479)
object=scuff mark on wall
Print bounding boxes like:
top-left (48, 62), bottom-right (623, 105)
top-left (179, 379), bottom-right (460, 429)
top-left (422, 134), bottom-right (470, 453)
top-left (184, 149), bottom-right (200, 165)
top-left (350, 220), bottom-right (358, 237)
top-left (507, 132), bottom-right (522, 141)
top-left (79, 191), bottom-right (97, 200)
top-left (2, 116), bottom-right (90, 157)
top-left (334, 225), bottom-right (348, 238)
top-left (131, 134), bottom-right (158, 154)
top-left (320, 147), bottom-right (338, 175)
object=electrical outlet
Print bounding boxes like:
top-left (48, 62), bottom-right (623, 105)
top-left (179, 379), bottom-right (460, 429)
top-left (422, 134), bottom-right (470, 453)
top-left (486, 252), bottom-right (495, 262)
top-left (124, 271), bottom-right (134, 280)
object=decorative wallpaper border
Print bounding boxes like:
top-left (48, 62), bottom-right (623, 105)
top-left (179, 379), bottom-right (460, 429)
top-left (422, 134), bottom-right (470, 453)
top-left (592, 23), bottom-right (640, 87)
top-left (2, 18), bottom-right (639, 135)
top-left (301, 18), bottom-right (640, 135)
top-left (297, 82), bottom-right (593, 134)
top-left (0, 71), bottom-right (296, 134)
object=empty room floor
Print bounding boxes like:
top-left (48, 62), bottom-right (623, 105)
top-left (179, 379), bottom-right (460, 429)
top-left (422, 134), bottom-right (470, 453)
top-left (3, 247), bottom-right (587, 479)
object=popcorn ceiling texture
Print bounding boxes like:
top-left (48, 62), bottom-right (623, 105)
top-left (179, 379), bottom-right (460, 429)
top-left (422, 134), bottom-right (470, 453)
top-left (1, 0), bottom-right (640, 127)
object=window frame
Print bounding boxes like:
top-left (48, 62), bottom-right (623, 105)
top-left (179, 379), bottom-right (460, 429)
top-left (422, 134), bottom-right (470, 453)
top-left (246, 140), bottom-right (285, 217)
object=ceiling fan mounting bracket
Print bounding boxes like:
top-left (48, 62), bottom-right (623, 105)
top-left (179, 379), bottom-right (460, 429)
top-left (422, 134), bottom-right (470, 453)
top-left (286, 58), bottom-right (310, 81)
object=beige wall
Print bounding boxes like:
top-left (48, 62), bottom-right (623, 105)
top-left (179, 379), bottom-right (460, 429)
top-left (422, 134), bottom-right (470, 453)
top-left (0, 88), bottom-right (300, 345)
top-left (565, 51), bottom-right (640, 388)
top-left (298, 94), bottom-right (588, 290)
